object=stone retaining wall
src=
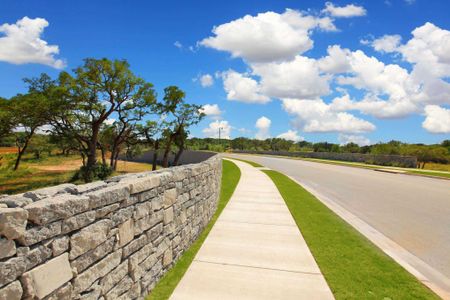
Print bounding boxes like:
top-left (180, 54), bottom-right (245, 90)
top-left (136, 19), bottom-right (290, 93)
top-left (232, 150), bottom-right (417, 168)
top-left (0, 155), bottom-right (222, 300)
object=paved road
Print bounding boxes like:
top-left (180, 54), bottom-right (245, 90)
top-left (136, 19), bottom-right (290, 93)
top-left (227, 154), bottom-right (450, 285)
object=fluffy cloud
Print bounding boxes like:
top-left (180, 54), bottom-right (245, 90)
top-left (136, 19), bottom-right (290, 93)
top-left (221, 70), bottom-right (270, 104)
top-left (277, 130), bottom-right (304, 142)
top-left (282, 99), bottom-right (375, 133)
top-left (199, 74), bottom-right (214, 87)
top-left (422, 105), bottom-right (450, 134)
top-left (253, 55), bottom-right (330, 99)
top-left (202, 120), bottom-right (232, 139)
top-left (322, 2), bottom-right (367, 18)
top-left (255, 116), bottom-right (271, 139)
top-left (338, 134), bottom-right (371, 146)
top-left (0, 17), bottom-right (65, 68)
top-left (363, 34), bottom-right (402, 53)
top-left (200, 9), bottom-right (336, 63)
top-left (199, 104), bottom-right (222, 119)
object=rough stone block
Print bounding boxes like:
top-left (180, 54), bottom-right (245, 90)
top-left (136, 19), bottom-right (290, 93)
top-left (24, 244), bottom-right (52, 271)
top-left (86, 184), bottom-right (130, 209)
top-left (0, 281), bottom-right (23, 300)
top-left (51, 236), bottom-right (69, 256)
top-left (163, 188), bottom-right (177, 208)
top-left (0, 256), bottom-right (26, 287)
top-left (110, 206), bottom-right (134, 226)
top-left (0, 207), bottom-right (28, 240)
top-left (134, 210), bottom-right (163, 236)
top-left (100, 260), bottom-right (128, 294)
top-left (62, 210), bottom-right (96, 233)
top-left (20, 253), bottom-right (72, 299)
top-left (133, 201), bottom-right (152, 220)
top-left (72, 250), bottom-right (122, 294)
top-left (25, 194), bottom-right (90, 225)
top-left (23, 184), bottom-right (76, 201)
top-left (123, 175), bottom-right (161, 194)
top-left (147, 223), bottom-right (163, 241)
top-left (71, 237), bottom-right (115, 273)
top-left (118, 219), bottom-right (134, 247)
top-left (95, 203), bottom-right (120, 219)
top-left (0, 194), bottom-right (33, 208)
top-left (104, 276), bottom-right (133, 300)
top-left (45, 282), bottom-right (72, 300)
top-left (70, 219), bottom-right (112, 259)
top-left (122, 233), bottom-right (147, 258)
top-left (18, 221), bottom-right (61, 246)
top-left (163, 248), bottom-right (173, 267)
top-left (73, 181), bottom-right (107, 194)
top-left (163, 207), bottom-right (174, 225)
top-left (0, 237), bottom-right (16, 259)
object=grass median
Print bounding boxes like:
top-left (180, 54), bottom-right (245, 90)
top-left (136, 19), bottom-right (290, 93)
top-left (225, 157), bottom-right (264, 167)
top-left (147, 159), bottom-right (241, 300)
top-left (263, 169), bottom-right (439, 300)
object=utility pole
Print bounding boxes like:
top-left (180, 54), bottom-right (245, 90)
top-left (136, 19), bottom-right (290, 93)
top-left (218, 127), bottom-right (223, 141)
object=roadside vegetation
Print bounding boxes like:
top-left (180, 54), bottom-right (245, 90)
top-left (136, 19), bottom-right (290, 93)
top-left (0, 58), bottom-right (204, 185)
top-left (263, 170), bottom-right (439, 300)
top-left (147, 159), bottom-right (241, 300)
top-left (187, 138), bottom-right (450, 171)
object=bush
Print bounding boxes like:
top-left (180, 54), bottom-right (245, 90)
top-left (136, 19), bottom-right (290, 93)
top-left (72, 163), bottom-right (113, 182)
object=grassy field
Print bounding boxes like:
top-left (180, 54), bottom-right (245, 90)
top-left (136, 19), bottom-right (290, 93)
top-left (263, 169), bottom-right (439, 300)
top-left (0, 151), bottom-right (155, 195)
top-left (147, 159), bottom-right (241, 300)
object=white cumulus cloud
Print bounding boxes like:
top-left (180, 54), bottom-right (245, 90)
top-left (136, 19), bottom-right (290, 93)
top-left (200, 9), bottom-right (337, 63)
top-left (422, 105), bottom-right (450, 134)
top-left (338, 134), bottom-right (371, 146)
top-left (364, 34), bottom-right (402, 53)
top-left (202, 120), bottom-right (232, 139)
top-left (0, 17), bottom-right (65, 68)
top-left (322, 2), bottom-right (367, 18)
top-left (255, 116), bottom-right (271, 139)
top-left (199, 74), bottom-right (214, 87)
top-left (199, 104), bottom-right (222, 119)
top-left (221, 70), bottom-right (270, 104)
top-left (277, 130), bottom-right (304, 142)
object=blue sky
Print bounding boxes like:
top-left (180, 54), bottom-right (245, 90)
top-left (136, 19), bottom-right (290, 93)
top-left (1, 0), bottom-right (449, 144)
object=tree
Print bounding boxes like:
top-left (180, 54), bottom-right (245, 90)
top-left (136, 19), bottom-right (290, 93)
top-left (9, 93), bottom-right (52, 170)
top-left (136, 121), bottom-right (160, 170)
top-left (0, 98), bottom-right (13, 140)
top-left (157, 87), bottom-right (204, 167)
top-left (31, 58), bottom-right (156, 182)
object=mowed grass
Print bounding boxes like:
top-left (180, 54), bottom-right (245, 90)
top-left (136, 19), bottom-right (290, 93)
top-left (147, 159), bottom-right (241, 300)
top-left (263, 170), bottom-right (439, 300)
top-left (0, 151), bottom-right (155, 195)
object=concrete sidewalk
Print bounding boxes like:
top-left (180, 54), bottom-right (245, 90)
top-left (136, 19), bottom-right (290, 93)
top-left (169, 159), bottom-right (334, 300)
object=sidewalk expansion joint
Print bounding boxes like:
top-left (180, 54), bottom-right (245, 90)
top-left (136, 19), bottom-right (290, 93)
top-left (216, 220), bottom-right (297, 227)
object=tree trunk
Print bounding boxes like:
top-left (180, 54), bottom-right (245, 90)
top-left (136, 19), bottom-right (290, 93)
top-left (173, 147), bottom-right (184, 166)
top-left (152, 140), bottom-right (159, 171)
top-left (14, 147), bottom-right (25, 171)
top-left (100, 145), bottom-right (107, 166)
top-left (85, 126), bottom-right (100, 182)
top-left (162, 135), bottom-right (175, 168)
top-left (113, 150), bottom-right (120, 170)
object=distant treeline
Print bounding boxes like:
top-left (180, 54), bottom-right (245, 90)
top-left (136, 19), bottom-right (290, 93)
top-left (187, 138), bottom-right (450, 168)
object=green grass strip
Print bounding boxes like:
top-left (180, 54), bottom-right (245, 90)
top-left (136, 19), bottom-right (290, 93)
top-left (147, 159), bottom-right (241, 300)
top-left (226, 157), bottom-right (264, 167)
top-left (263, 170), bottom-right (439, 300)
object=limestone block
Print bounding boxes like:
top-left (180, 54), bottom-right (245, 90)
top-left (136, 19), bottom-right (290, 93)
top-left (0, 194), bottom-right (33, 208)
top-left (95, 203), bottom-right (120, 219)
top-left (152, 195), bottom-right (163, 211)
top-left (116, 282), bottom-right (141, 300)
top-left (62, 210), bottom-right (96, 233)
top-left (70, 219), bottom-right (112, 259)
top-left (123, 175), bottom-right (161, 194)
top-left (133, 201), bottom-right (152, 220)
top-left (51, 236), bottom-right (69, 256)
top-left (0, 237), bottom-right (16, 259)
top-left (72, 250), bottom-right (122, 294)
top-left (163, 207), bottom-right (174, 225)
top-left (23, 183), bottom-right (76, 201)
top-left (0, 207), bottom-right (28, 240)
top-left (110, 206), bottom-right (134, 226)
top-left (46, 282), bottom-right (72, 300)
top-left (25, 194), bottom-right (90, 225)
top-left (0, 256), bottom-right (26, 287)
top-left (163, 188), bottom-right (177, 208)
top-left (122, 233), bottom-right (147, 258)
top-left (20, 253), bottom-right (73, 299)
top-left (18, 221), bottom-right (61, 246)
top-left (133, 210), bottom-right (163, 236)
top-left (100, 260), bottom-right (128, 294)
top-left (118, 219), bottom-right (134, 247)
top-left (86, 184), bottom-right (130, 209)
top-left (129, 253), bottom-right (157, 282)
top-left (0, 281), bottom-right (23, 300)
top-left (73, 181), bottom-right (107, 194)
top-left (71, 237), bottom-right (115, 273)
top-left (104, 276), bottom-right (133, 300)
top-left (147, 223), bottom-right (163, 241)
top-left (24, 244), bottom-right (52, 271)
top-left (163, 248), bottom-right (173, 267)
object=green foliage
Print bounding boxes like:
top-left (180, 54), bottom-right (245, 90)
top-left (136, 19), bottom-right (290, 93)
top-left (264, 170), bottom-right (440, 300)
top-left (73, 163), bottom-right (113, 182)
top-left (28, 135), bottom-right (54, 159)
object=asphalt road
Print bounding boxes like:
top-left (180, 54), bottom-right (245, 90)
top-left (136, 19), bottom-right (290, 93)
top-left (227, 154), bottom-right (450, 283)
